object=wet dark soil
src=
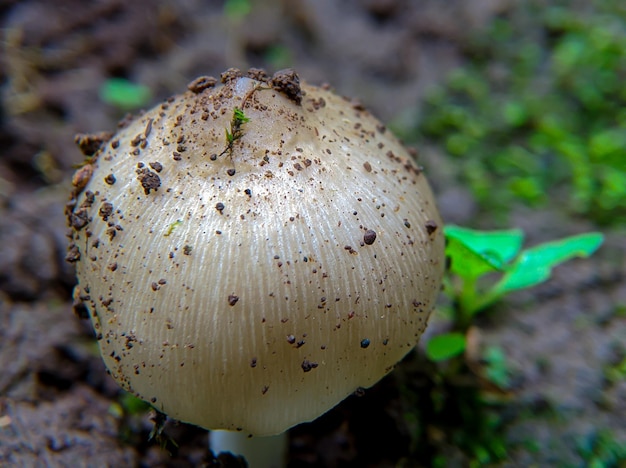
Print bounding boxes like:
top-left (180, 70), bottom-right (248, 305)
top-left (1, 1), bottom-right (624, 466)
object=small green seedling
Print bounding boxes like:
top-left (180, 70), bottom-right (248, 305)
top-left (226, 108), bottom-right (251, 145)
top-left (99, 78), bottom-right (151, 110)
top-left (426, 225), bottom-right (604, 362)
top-left (219, 107), bottom-right (252, 161)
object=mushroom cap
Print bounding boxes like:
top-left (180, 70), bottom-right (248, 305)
top-left (68, 70), bottom-right (445, 436)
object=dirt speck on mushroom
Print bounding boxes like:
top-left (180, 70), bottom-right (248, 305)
top-left (363, 230), bottom-right (377, 245)
top-left (425, 220), bottom-right (438, 235)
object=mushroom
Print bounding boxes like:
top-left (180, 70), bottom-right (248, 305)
top-left (67, 68), bottom-right (445, 465)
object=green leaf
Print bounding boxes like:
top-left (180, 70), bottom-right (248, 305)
top-left (426, 332), bottom-right (467, 361)
top-left (225, 129), bottom-right (234, 144)
top-left (493, 232), bottom-right (604, 294)
top-left (446, 236), bottom-right (499, 280)
top-left (99, 78), bottom-right (151, 110)
top-left (445, 226), bottom-right (524, 279)
top-left (233, 108), bottom-right (250, 123)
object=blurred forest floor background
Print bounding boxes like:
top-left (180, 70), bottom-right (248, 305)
top-left (0, 0), bottom-right (624, 466)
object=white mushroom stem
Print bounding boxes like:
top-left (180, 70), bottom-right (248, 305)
top-left (210, 430), bottom-right (287, 468)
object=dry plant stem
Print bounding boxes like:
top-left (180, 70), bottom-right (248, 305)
top-left (210, 430), bottom-right (287, 468)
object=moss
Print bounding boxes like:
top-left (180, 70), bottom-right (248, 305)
top-left (415, 0), bottom-right (626, 224)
